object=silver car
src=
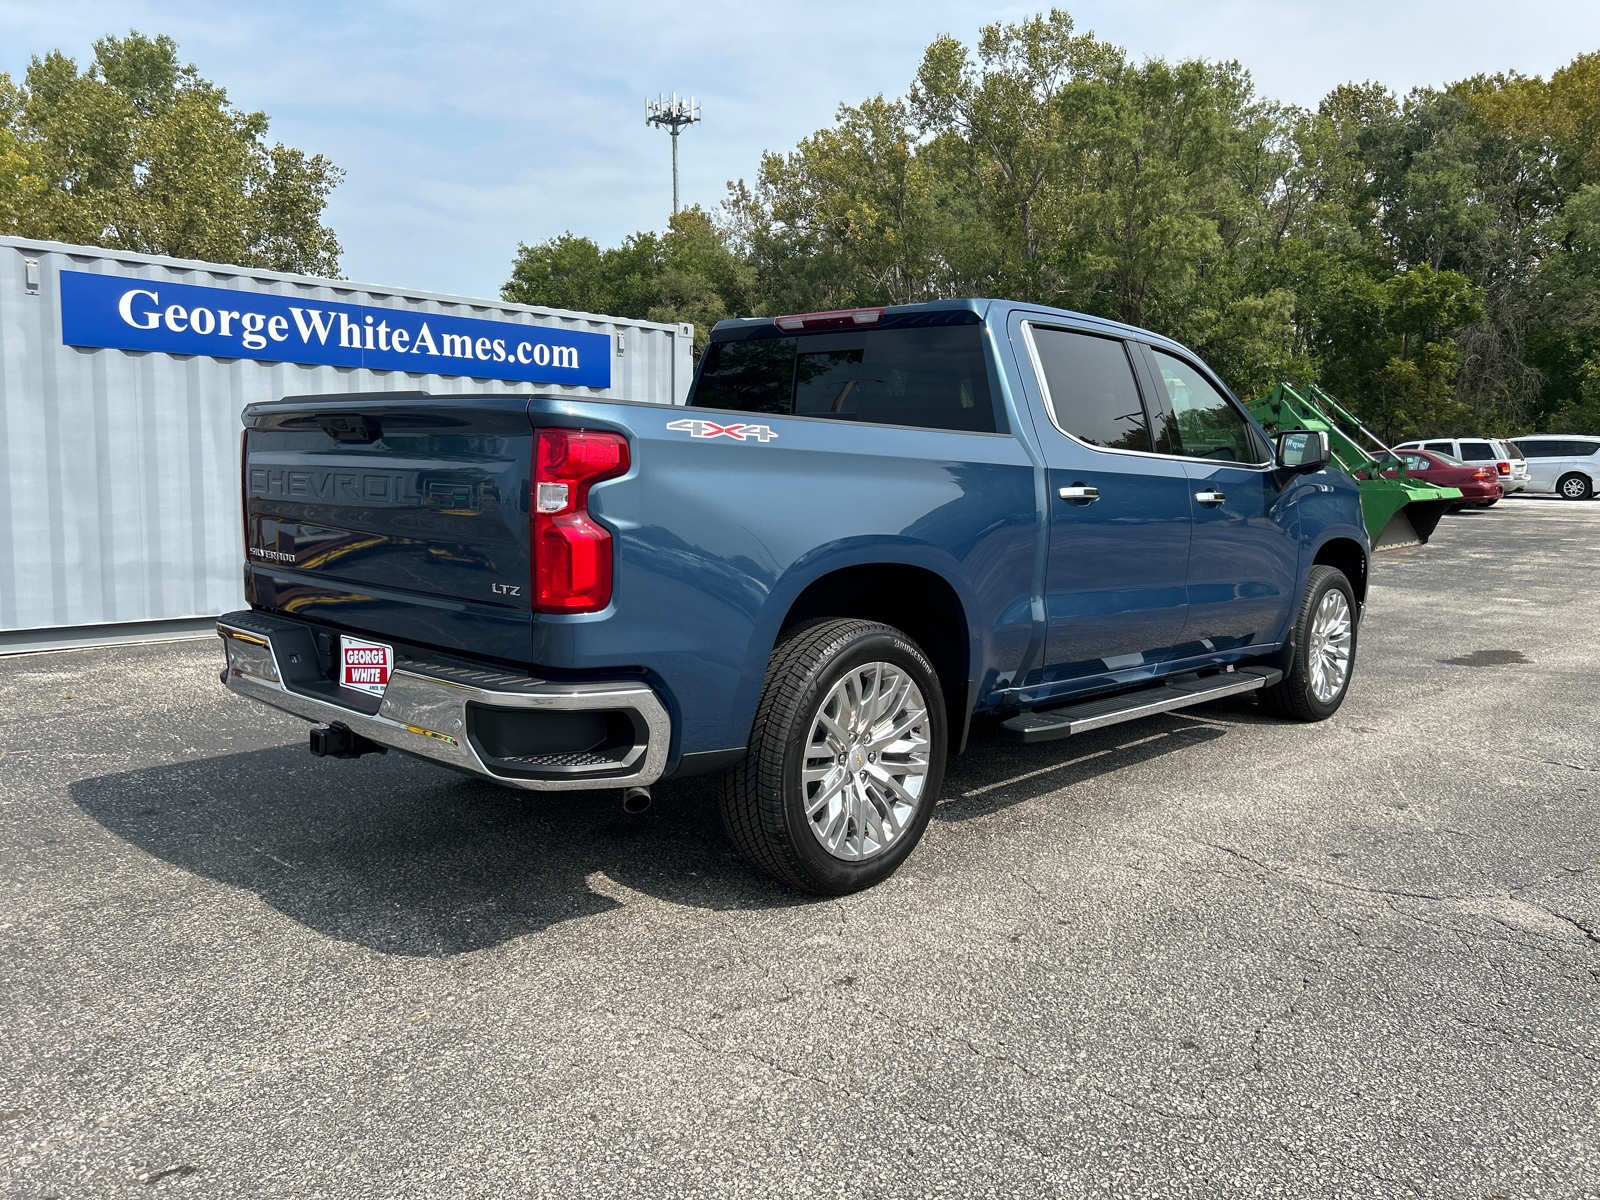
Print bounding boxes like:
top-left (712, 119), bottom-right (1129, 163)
top-left (1509, 435), bottom-right (1600, 500)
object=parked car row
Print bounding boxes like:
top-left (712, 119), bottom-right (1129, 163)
top-left (1393, 437), bottom-right (1528, 499)
top-left (1394, 434), bottom-right (1600, 501)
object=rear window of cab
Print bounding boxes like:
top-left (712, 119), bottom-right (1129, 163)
top-left (690, 325), bottom-right (997, 434)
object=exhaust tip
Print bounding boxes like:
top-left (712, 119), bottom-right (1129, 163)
top-left (622, 786), bottom-right (652, 814)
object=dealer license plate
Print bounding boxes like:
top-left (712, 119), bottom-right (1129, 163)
top-left (339, 635), bottom-right (394, 697)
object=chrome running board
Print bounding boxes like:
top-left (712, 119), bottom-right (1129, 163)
top-left (1000, 666), bottom-right (1282, 743)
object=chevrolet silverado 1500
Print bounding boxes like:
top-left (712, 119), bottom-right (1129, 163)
top-left (218, 300), bottom-right (1365, 893)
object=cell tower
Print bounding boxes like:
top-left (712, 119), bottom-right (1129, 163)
top-left (645, 93), bottom-right (701, 215)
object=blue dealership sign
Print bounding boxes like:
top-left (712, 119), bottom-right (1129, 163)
top-left (58, 269), bottom-right (611, 388)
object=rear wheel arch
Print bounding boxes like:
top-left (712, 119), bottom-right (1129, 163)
top-left (779, 563), bottom-right (970, 744)
top-left (1557, 472), bottom-right (1594, 500)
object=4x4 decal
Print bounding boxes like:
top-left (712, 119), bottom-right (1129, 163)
top-left (666, 418), bottom-right (778, 442)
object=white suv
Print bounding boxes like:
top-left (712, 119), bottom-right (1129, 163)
top-left (1509, 435), bottom-right (1600, 500)
top-left (1395, 437), bottom-right (1531, 498)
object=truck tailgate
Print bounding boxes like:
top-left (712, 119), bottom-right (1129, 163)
top-left (242, 394), bottom-right (534, 662)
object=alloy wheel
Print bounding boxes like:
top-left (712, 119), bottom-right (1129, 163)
top-left (801, 662), bottom-right (932, 861)
top-left (1307, 589), bottom-right (1353, 704)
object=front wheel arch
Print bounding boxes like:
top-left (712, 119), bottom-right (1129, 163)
top-left (1310, 535), bottom-right (1369, 606)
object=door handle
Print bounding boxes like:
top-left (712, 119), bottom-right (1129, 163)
top-left (1058, 486), bottom-right (1099, 503)
top-left (1195, 490), bottom-right (1226, 505)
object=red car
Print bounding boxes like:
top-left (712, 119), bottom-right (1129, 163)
top-left (1388, 449), bottom-right (1504, 507)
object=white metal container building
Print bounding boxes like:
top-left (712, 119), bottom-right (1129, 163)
top-left (0, 232), bottom-right (691, 649)
top-left (0, 236), bottom-right (692, 652)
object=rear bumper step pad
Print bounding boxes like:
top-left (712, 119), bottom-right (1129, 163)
top-left (1000, 666), bottom-right (1282, 743)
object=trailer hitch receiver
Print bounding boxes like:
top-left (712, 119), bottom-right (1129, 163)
top-left (309, 722), bottom-right (388, 759)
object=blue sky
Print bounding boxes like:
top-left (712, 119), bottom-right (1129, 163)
top-left (5, 1), bottom-right (1598, 300)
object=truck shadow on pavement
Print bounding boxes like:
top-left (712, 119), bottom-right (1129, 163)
top-left (940, 710), bottom-right (1230, 821)
top-left (68, 704), bottom-right (1237, 957)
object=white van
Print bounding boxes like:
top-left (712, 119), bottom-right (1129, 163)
top-left (1394, 437), bottom-right (1530, 498)
top-left (1508, 435), bottom-right (1600, 500)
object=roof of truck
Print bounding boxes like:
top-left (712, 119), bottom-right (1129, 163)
top-left (709, 298), bottom-right (1190, 356)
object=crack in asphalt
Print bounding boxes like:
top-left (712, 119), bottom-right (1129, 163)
top-left (1196, 840), bottom-right (1449, 904)
top-left (1184, 840), bottom-right (1599, 1126)
top-left (1199, 841), bottom-right (1600, 952)
top-left (1449, 1014), bottom-right (1600, 1066)
top-left (1505, 888), bottom-right (1600, 947)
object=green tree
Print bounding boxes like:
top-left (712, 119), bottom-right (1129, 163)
top-left (909, 10), bottom-right (1121, 300)
top-left (503, 206), bottom-right (752, 359)
top-left (1537, 183), bottom-right (1600, 431)
top-left (1469, 56), bottom-right (1600, 430)
top-left (0, 31), bottom-right (343, 276)
top-left (504, 15), bottom-right (1600, 435)
top-left (731, 95), bottom-right (968, 310)
top-left (502, 229), bottom-right (657, 316)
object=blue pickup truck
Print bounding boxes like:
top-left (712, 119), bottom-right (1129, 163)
top-left (219, 299), bottom-right (1366, 893)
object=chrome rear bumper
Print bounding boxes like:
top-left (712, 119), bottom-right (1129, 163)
top-left (217, 611), bottom-right (670, 791)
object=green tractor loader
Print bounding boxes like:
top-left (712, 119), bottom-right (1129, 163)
top-left (1243, 383), bottom-right (1461, 551)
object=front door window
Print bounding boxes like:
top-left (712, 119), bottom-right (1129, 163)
top-left (1150, 350), bottom-right (1267, 464)
top-left (1021, 323), bottom-right (1192, 696)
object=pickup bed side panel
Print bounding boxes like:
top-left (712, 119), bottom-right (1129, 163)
top-left (532, 402), bottom-right (1039, 759)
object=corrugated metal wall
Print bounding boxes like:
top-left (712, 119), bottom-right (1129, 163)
top-left (0, 237), bottom-right (692, 638)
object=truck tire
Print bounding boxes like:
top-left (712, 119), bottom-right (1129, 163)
top-left (1260, 565), bottom-right (1357, 722)
top-left (718, 618), bottom-right (946, 895)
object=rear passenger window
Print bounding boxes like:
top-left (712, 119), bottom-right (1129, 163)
top-left (1423, 441), bottom-right (1453, 453)
top-left (1458, 441), bottom-right (1495, 460)
top-left (1029, 327), bottom-right (1151, 451)
top-left (1150, 349), bottom-right (1267, 464)
top-left (1515, 440), bottom-right (1563, 458)
top-left (691, 326), bottom-right (996, 433)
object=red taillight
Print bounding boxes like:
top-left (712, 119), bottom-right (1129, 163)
top-left (1472, 468), bottom-right (1491, 480)
top-left (532, 428), bottom-right (629, 612)
top-left (1496, 461), bottom-right (1510, 474)
top-left (774, 307), bottom-right (884, 331)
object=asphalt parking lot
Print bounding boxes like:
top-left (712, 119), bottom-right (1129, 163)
top-left (3, 496), bottom-right (1598, 1200)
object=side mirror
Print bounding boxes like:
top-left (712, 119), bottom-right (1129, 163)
top-left (1276, 429), bottom-right (1331, 474)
